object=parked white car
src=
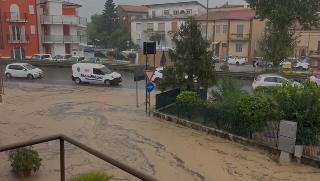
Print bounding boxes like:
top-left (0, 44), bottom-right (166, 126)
top-left (280, 58), bottom-right (310, 70)
top-left (151, 67), bottom-right (197, 83)
top-left (252, 74), bottom-right (302, 89)
top-left (30, 54), bottom-right (52, 60)
top-left (122, 49), bottom-right (137, 54)
top-left (71, 63), bottom-right (122, 86)
top-left (53, 54), bottom-right (72, 61)
top-left (5, 63), bottom-right (43, 79)
top-left (308, 73), bottom-right (320, 86)
top-left (226, 55), bottom-right (247, 65)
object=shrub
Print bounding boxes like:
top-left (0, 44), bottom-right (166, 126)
top-left (176, 91), bottom-right (200, 119)
top-left (128, 53), bottom-right (136, 59)
top-left (219, 64), bottom-right (229, 71)
top-left (107, 51), bottom-right (115, 57)
top-left (8, 147), bottom-right (42, 172)
top-left (68, 172), bottom-right (113, 181)
top-left (254, 86), bottom-right (279, 95)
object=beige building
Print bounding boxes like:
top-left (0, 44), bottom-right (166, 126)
top-left (197, 9), bottom-right (266, 60)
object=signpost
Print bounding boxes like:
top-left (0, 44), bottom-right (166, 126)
top-left (144, 69), bottom-right (155, 115)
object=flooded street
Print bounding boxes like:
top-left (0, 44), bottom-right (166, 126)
top-left (0, 83), bottom-right (319, 181)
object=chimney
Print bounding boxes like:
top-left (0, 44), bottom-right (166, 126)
top-left (226, 2), bottom-right (228, 5)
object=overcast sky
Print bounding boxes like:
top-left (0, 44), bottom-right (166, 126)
top-left (69, 0), bottom-right (246, 20)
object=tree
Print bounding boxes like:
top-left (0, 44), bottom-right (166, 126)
top-left (88, 14), bottom-right (104, 46)
top-left (108, 28), bottom-right (132, 50)
top-left (102, 0), bottom-right (119, 35)
top-left (246, 0), bottom-right (320, 65)
top-left (160, 17), bottom-right (217, 92)
top-left (150, 33), bottom-right (165, 45)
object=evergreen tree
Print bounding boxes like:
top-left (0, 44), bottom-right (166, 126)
top-left (246, 0), bottom-right (320, 65)
top-left (159, 17), bottom-right (217, 92)
top-left (102, 0), bottom-right (119, 35)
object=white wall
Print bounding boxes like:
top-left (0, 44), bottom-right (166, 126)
top-left (47, 1), bottom-right (62, 15)
top-left (69, 26), bottom-right (77, 35)
top-left (49, 24), bottom-right (63, 35)
top-left (71, 44), bottom-right (84, 56)
top-left (51, 44), bottom-right (65, 55)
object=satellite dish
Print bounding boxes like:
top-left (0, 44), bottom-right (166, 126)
top-left (123, 17), bottom-right (125, 20)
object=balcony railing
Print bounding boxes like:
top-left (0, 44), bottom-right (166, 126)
top-left (228, 34), bottom-right (250, 41)
top-left (7, 34), bottom-right (29, 43)
top-left (0, 134), bottom-right (159, 181)
top-left (4, 12), bottom-right (28, 22)
top-left (42, 35), bottom-right (88, 44)
top-left (40, 15), bottom-right (87, 26)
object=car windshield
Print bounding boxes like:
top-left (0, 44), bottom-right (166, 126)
top-left (24, 64), bottom-right (35, 70)
top-left (65, 55), bottom-right (72, 59)
top-left (100, 67), bottom-right (112, 74)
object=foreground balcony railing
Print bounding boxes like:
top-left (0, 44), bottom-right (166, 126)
top-left (40, 15), bottom-right (87, 26)
top-left (4, 12), bottom-right (28, 22)
top-left (42, 35), bottom-right (88, 44)
top-left (228, 34), bottom-right (250, 41)
top-left (0, 134), bottom-right (159, 181)
top-left (7, 34), bottom-right (29, 43)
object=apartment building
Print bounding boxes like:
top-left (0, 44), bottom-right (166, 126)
top-left (197, 9), bottom-right (265, 60)
top-left (0, 0), bottom-right (40, 59)
top-left (39, 0), bottom-right (87, 57)
top-left (117, 5), bottom-right (149, 31)
top-left (131, 1), bottom-right (206, 48)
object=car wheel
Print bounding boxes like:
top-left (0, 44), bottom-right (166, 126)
top-left (38, 75), bottom-right (42, 78)
top-left (104, 79), bottom-right (111, 86)
top-left (298, 66), bottom-right (303, 71)
top-left (74, 78), bottom-right (81, 84)
top-left (5, 73), bottom-right (12, 79)
top-left (27, 74), bottom-right (34, 80)
top-left (236, 61), bottom-right (240, 65)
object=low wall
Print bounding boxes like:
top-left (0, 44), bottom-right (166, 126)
top-left (153, 111), bottom-right (320, 168)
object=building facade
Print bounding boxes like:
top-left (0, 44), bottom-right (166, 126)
top-left (197, 8), bottom-right (265, 60)
top-left (117, 5), bottom-right (149, 31)
top-left (0, 0), bottom-right (40, 59)
top-left (39, 0), bottom-right (87, 57)
top-left (131, 1), bottom-right (206, 48)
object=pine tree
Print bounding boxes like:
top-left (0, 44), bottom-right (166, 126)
top-left (159, 17), bottom-right (217, 92)
top-left (102, 0), bottom-right (119, 35)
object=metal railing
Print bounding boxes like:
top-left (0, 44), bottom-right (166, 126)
top-left (6, 34), bottom-right (29, 43)
top-left (228, 34), bottom-right (250, 40)
top-left (4, 12), bottom-right (28, 22)
top-left (42, 35), bottom-right (88, 44)
top-left (40, 15), bottom-right (87, 26)
top-left (0, 134), bottom-right (159, 181)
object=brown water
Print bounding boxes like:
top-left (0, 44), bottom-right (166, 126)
top-left (0, 83), bottom-right (319, 181)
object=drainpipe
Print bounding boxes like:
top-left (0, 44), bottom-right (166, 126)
top-left (0, 1), bottom-right (5, 49)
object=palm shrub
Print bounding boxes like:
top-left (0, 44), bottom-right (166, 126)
top-left (68, 172), bottom-right (113, 181)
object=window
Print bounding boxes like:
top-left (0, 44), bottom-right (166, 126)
top-left (152, 11), bottom-right (156, 17)
top-left (15, 65), bottom-right (24, 70)
top-left (41, 55), bottom-right (51, 59)
top-left (93, 68), bottom-right (103, 75)
top-left (186, 9), bottom-right (192, 14)
top-left (237, 24), bottom-right (244, 38)
top-left (276, 77), bottom-right (288, 83)
top-left (223, 25), bottom-right (228, 34)
top-left (201, 25), bottom-right (206, 34)
top-left (8, 65), bottom-right (17, 70)
top-left (264, 77), bottom-right (276, 82)
top-left (10, 4), bottom-right (20, 20)
top-left (163, 10), bottom-right (169, 15)
top-left (10, 26), bottom-right (20, 40)
top-left (31, 25), bottom-right (36, 34)
top-left (222, 43), bottom-right (227, 47)
top-left (173, 10), bottom-right (179, 15)
top-left (236, 44), bottom-right (242, 52)
top-left (29, 5), bottom-right (34, 14)
top-left (216, 25), bottom-right (220, 34)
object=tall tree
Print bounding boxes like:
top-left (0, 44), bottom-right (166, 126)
top-left (108, 28), bottom-right (132, 50)
top-left (88, 14), bottom-right (104, 46)
top-left (159, 17), bottom-right (217, 92)
top-left (246, 0), bottom-right (320, 65)
top-left (102, 0), bottom-right (119, 35)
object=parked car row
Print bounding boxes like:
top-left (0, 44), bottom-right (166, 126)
top-left (256, 57), bottom-right (310, 70)
top-left (5, 62), bottom-right (122, 86)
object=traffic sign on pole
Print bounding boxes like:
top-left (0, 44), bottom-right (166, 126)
top-left (146, 82), bottom-right (154, 93)
top-left (144, 70), bottom-right (155, 82)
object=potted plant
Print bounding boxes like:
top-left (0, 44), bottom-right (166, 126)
top-left (68, 172), bottom-right (113, 181)
top-left (128, 53), bottom-right (136, 63)
top-left (8, 147), bottom-right (42, 177)
top-left (107, 51), bottom-right (115, 61)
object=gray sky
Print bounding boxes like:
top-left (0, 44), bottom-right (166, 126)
top-left (69, 0), bottom-right (246, 20)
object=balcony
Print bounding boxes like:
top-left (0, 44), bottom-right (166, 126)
top-left (7, 34), bottom-right (29, 43)
top-left (143, 29), bottom-right (165, 35)
top-left (4, 12), bottom-right (28, 22)
top-left (40, 15), bottom-right (87, 27)
top-left (132, 13), bottom-right (198, 20)
top-left (228, 34), bottom-right (250, 41)
top-left (42, 35), bottom-right (88, 45)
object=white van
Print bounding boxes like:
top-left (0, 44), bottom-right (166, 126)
top-left (71, 63), bottom-right (122, 86)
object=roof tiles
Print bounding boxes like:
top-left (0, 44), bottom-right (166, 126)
top-left (119, 5), bottom-right (149, 13)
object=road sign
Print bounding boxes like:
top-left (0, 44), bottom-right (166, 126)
top-left (144, 70), bottom-right (155, 82)
top-left (146, 82), bottom-right (154, 93)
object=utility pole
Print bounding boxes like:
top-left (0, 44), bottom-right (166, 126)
top-left (205, 0), bottom-right (209, 40)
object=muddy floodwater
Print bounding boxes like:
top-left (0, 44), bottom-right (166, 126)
top-left (0, 83), bottom-right (319, 181)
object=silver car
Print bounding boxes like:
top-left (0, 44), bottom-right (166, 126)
top-left (252, 74), bottom-right (302, 89)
